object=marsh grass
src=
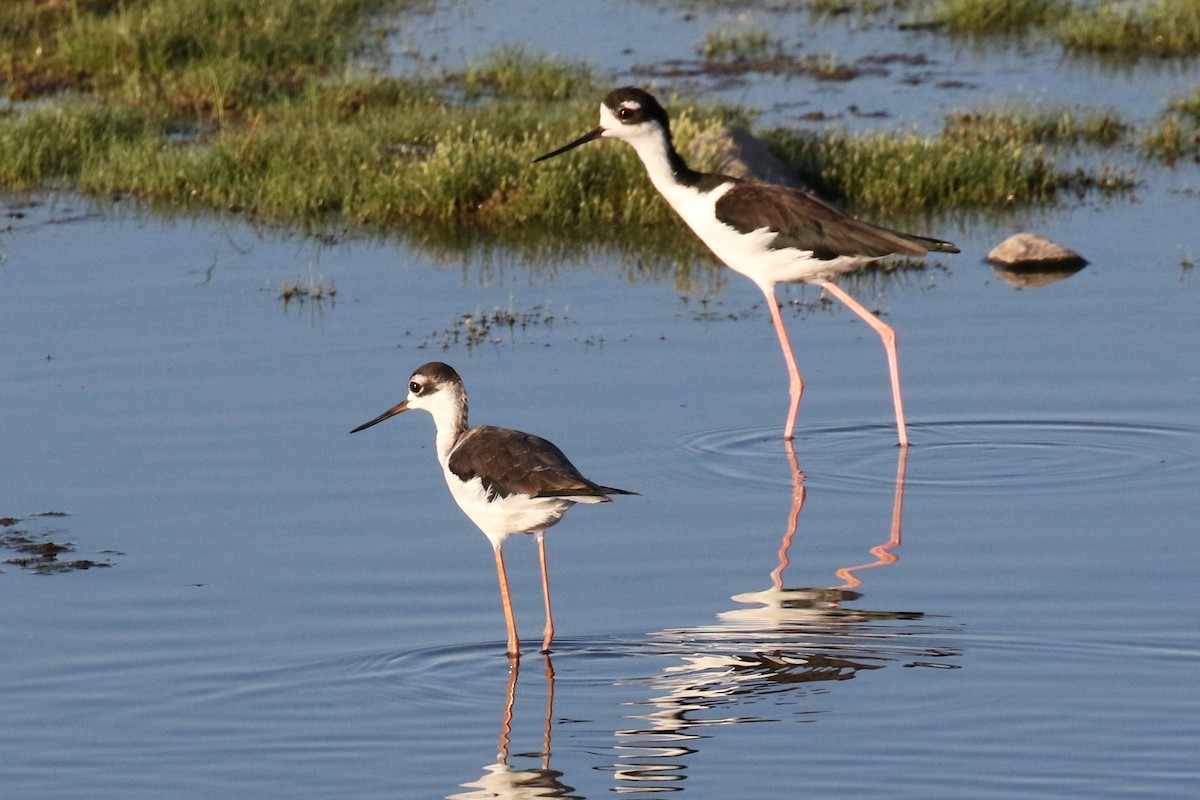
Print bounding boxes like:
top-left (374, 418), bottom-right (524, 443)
top-left (933, 0), bottom-right (1064, 34)
top-left (763, 124), bottom-right (1051, 211)
top-left (762, 105), bottom-right (1136, 214)
top-left (1144, 87), bottom-right (1200, 163)
top-left (934, 0), bottom-right (1200, 58)
top-left (459, 47), bottom-right (598, 102)
top-left (0, 0), bottom-right (1147, 244)
top-left (693, 29), bottom-right (862, 79)
top-left (944, 107), bottom-right (1127, 147)
top-left (279, 273), bottom-right (336, 305)
top-left (3, 0), bottom-right (402, 108)
top-left (439, 301), bottom-right (563, 351)
top-left (698, 29), bottom-right (776, 62)
top-left (1058, 0), bottom-right (1200, 58)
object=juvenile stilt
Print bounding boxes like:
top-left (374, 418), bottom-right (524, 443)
top-left (351, 361), bottom-right (636, 660)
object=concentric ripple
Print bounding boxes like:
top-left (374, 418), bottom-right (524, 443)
top-left (677, 419), bottom-right (1200, 494)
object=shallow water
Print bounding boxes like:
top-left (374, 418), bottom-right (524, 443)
top-left (3, 3), bottom-right (1200, 798)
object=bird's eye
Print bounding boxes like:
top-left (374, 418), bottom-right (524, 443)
top-left (409, 381), bottom-right (422, 394)
top-left (617, 103), bottom-right (639, 121)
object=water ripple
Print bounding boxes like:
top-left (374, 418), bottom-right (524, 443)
top-left (676, 419), bottom-right (1200, 494)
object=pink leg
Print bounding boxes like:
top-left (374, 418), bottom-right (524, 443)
top-left (818, 280), bottom-right (909, 448)
top-left (493, 545), bottom-right (521, 659)
top-left (762, 287), bottom-right (804, 440)
top-left (536, 534), bottom-right (554, 654)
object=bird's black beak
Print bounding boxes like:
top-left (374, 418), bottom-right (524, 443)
top-left (350, 400), bottom-right (409, 433)
top-left (533, 126), bottom-right (605, 163)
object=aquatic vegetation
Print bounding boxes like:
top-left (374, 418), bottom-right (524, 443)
top-left (763, 102), bottom-right (1140, 214)
top-left (279, 273), bottom-right (336, 305)
top-left (1143, 87), bottom-right (1200, 164)
top-left (438, 301), bottom-right (565, 351)
top-left (459, 46), bottom-right (599, 101)
top-left (1058, 0), bottom-right (1200, 58)
top-left (932, 0), bottom-right (1064, 34)
top-left (692, 28), bottom-right (865, 79)
top-left (943, 107), bottom-right (1127, 148)
top-left (0, 515), bottom-right (115, 574)
top-left (763, 127), bottom-right (1059, 212)
top-left (0, 0), bottom-right (1156, 244)
top-left (2, 0), bottom-right (409, 107)
top-left (697, 29), bottom-right (776, 62)
top-left (934, 0), bottom-right (1200, 58)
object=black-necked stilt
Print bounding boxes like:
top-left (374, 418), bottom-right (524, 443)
top-left (535, 87), bottom-right (960, 446)
top-left (351, 361), bottom-right (635, 659)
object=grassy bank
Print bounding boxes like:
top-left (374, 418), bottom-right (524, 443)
top-left (934, 0), bottom-right (1200, 58)
top-left (0, 0), bottom-right (1163, 245)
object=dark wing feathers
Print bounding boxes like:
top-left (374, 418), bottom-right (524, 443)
top-left (448, 426), bottom-right (635, 500)
top-left (715, 182), bottom-right (959, 259)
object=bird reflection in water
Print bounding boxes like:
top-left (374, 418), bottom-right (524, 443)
top-left (448, 656), bottom-right (578, 800)
top-left (611, 443), bottom-right (961, 795)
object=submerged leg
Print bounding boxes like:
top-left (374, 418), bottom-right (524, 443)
top-left (818, 280), bottom-right (909, 448)
top-left (492, 545), bottom-right (521, 659)
top-left (762, 286), bottom-right (804, 440)
top-left (536, 534), bottom-right (554, 654)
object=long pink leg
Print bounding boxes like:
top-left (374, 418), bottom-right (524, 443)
top-left (492, 545), bottom-right (521, 659)
top-left (762, 287), bottom-right (804, 440)
top-left (818, 280), bottom-right (909, 448)
top-left (536, 534), bottom-right (554, 654)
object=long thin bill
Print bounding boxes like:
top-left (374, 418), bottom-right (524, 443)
top-left (532, 126), bottom-right (605, 163)
top-left (349, 401), bottom-right (408, 433)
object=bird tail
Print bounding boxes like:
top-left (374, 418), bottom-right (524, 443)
top-left (538, 485), bottom-right (639, 500)
top-left (598, 485), bottom-right (640, 497)
top-left (907, 233), bottom-right (960, 254)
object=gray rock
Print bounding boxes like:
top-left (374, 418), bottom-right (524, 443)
top-left (987, 233), bottom-right (1087, 270)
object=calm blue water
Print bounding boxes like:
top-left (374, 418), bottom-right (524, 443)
top-left (3, 2), bottom-right (1200, 798)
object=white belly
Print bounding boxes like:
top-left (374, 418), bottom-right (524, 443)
top-left (444, 471), bottom-right (575, 547)
top-left (660, 181), bottom-right (868, 288)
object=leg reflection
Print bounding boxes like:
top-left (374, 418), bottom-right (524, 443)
top-left (447, 655), bottom-right (577, 799)
top-left (727, 441), bottom-right (910, 618)
top-left (611, 444), bottom-right (953, 796)
top-left (768, 439), bottom-right (807, 591)
top-left (834, 444), bottom-right (908, 589)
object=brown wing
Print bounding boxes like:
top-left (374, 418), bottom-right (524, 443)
top-left (714, 182), bottom-right (959, 259)
top-left (448, 426), bottom-right (635, 500)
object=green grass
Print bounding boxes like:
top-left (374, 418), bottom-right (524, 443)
top-left (933, 0), bottom-right (1200, 58)
top-left (459, 46), bottom-right (598, 102)
top-left (1058, 0), bottom-right (1200, 58)
top-left (697, 29), bottom-right (776, 62)
top-left (1144, 87), bottom-right (1200, 164)
top-left (764, 127), bottom-right (1060, 212)
top-left (933, 0), bottom-right (1065, 34)
top-left (2, 0), bottom-right (411, 123)
top-left (762, 106), bottom-right (1135, 215)
top-left (0, 0), bottom-right (1148, 246)
top-left (943, 107), bottom-right (1127, 147)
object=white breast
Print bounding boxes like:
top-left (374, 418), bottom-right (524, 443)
top-left (443, 468), bottom-right (575, 548)
top-left (657, 180), bottom-right (866, 288)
